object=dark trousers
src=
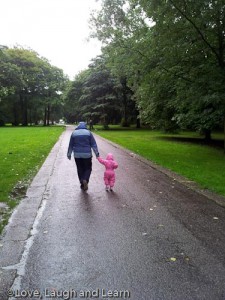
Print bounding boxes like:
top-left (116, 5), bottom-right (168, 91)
top-left (75, 157), bottom-right (92, 183)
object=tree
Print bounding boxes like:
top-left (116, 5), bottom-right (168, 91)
top-left (90, 0), bottom-right (154, 127)
top-left (0, 46), bottom-right (68, 125)
top-left (40, 64), bottom-right (68, 126)
top-left (64, 56), bottom-right (122, 126)
top-left (137, 0), bottom-right (225, 137)
top-left (90, 0), bottom-right (225, 143)
top-left (63, 71), bottom-right (89, 123)
top-left (0, 47), bottom-right (24, 125)
top-left (82, 56), bottom-right (122, 126)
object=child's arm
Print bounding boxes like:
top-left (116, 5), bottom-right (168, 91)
top-left (97, 157), bottom-right (106, 165)
top-left (113, 161), bottom-right (118, 169)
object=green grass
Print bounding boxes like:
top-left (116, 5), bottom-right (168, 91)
top-left (0, 126), bottom-right (64, 233)
top-left (94, 125), bottom-right (225, 197)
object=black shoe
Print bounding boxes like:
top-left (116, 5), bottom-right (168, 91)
top-left (80, 183), bottom-right (84, 190)
top-left (82, 180), bottom-right (88, 191)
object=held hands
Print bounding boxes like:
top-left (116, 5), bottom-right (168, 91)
top-left (67, 154), bottom-right (71, 160)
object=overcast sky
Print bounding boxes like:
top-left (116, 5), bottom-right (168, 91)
top-left (0, 0), bottom-right (102, 79)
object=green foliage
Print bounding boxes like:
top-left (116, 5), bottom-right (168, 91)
top-left (0, 46), bottom-right (69, 126)
top-left (64, 56), bottom-right (129, 125)
top-left (90, 0), bottom-right (225, 144)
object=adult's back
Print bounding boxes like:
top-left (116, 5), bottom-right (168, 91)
top-left (67, 122), bottom-right (99, 191)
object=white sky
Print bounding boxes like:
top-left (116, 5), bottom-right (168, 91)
top-left (0, 0), bottom-right (102, 79)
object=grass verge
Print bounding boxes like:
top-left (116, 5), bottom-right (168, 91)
top-left (0, 126), bottom-right (64, 234)
top-left (94, 125), bottom-right (225, 197)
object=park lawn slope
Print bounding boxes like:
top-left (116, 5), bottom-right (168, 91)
top-left (95, 128), bottom-right (225, 197)
top-left (0, 126), bottom-right (64, 233)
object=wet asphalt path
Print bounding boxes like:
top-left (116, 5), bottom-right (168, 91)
top-left (1, 126), bottom-right (225, 300)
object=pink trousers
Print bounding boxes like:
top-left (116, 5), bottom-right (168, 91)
top-left (104, 170), bottom-right (115, 187)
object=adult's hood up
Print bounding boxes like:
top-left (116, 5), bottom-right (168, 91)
top-left (76, 122), bottom-right (87, 130)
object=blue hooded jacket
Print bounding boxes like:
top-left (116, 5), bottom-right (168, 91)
top-left (67, 122), bottom-right (99, 159)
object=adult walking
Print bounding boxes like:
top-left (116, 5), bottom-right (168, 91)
top-left (89, 119), bottom-right (94, 131)
top-left (67, 122), bottom-right (99, 191)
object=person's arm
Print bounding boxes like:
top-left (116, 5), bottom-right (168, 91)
top-left (113, 161), bottom-right (118, 169)
top-left (97, 157), bottom-right (106, 165)
top-left (67, 134), bottom-right (73, 159)
top-left (90, 133), bottom-right (99, 157)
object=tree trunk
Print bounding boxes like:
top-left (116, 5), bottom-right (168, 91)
top-left (29, 108), bottom-right (32, 125)
top-left (33, 110), bottom-right (38, 125)
top-left (13, 102), bottom-right (19, 126)
top-left (136, 118), bottom-right (140, 128)
top-left (44, 107), bottom-right (47, 126)
top-left (47, 104), bottom-right (50, 126)
top-left (224, 117), bottom-right (225, 153)
top-left (120, 77), bottom-right (129, 127)
top-left (135, 108), bottom-right (140, 128)
top-left (204, 129), bottom-right (211, 142)
top-left (20, 93), bottom-right (28, 126)
top-left (122, 90), bottom-right (129, 127)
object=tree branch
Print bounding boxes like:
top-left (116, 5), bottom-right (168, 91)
top-left (118, 41), bottom-right (194, 83)
top-left (168, 0), bottom-right (221, 64)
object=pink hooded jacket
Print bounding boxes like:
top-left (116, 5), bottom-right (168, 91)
top-left (97, 153), bottom-right (118, 187)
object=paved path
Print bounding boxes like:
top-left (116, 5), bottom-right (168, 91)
top-left (1, 126), bottom-right (225, 300)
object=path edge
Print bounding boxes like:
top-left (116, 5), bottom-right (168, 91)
top-left (0, 130), bottom-right (66, 299)
top-left (95, 133), bottom-right (225, 208)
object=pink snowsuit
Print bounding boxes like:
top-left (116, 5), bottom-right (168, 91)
top-left (97, 153), bottom-right (118, 188)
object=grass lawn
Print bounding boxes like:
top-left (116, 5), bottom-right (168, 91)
top-left (0, 126), bottom-right (64, 233)
top-left (94, 125), bottom-right (225, 197)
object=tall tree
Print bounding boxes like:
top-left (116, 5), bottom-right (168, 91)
top-left (0, 47), bottom-right (24, 125)
top-left (82, 56), bottom-right (121, 126)
top-left (91, 0), bottom-right (225, 141)
top-left (137, 0), bottom-right (225, 137)
top-left (63, 70), bottom-right (90, 123)
top-left (64, 57), bottom-right (123, 126)
top-left (0, 46), bottom-right (68, 125)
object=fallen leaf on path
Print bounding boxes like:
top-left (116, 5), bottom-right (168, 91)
top-left (142, 233), bottom-right (148, 236)
top-left (213, 217), bottom-right (219, 220)
top-left (150, 208), bottom-right (153, 211)
top-left (43, 231), bottom-right (48, 234)
top-left (170, 257), bottom-right (177, 262)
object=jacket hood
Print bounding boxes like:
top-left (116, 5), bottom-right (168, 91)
top-left (76, 122), bottom-right (87, 129)
top-left (106, 153), bottom-right (114, 160)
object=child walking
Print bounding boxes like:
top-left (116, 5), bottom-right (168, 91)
top-left (97, 153), bottom-right (118, 191)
